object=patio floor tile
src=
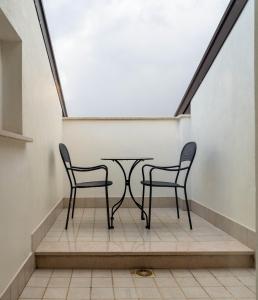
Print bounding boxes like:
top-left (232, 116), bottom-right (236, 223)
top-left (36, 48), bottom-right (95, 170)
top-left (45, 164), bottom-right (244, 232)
top-left (20, 267), bottom-right (256, 300)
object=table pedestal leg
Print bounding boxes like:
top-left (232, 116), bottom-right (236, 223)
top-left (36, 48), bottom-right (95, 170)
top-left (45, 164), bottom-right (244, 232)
top-left (110, 159), bottom-right (149, 228)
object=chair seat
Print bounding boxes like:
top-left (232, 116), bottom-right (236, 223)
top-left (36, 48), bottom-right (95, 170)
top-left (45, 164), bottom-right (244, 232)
top-left (141, 180), bottom-right (182, 188)
top-left (76, 180), bottom-right (112, 188)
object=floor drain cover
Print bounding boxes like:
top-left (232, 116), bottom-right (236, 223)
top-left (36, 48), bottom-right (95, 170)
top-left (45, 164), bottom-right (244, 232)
top-left (135, 269), bottom-right (153, 277)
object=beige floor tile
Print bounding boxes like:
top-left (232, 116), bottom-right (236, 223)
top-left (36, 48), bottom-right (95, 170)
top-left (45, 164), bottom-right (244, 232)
top-left (176, 277), bottom-right (200, 287)
top-left (136, 287), bottom-right (161, 299)
top-left (248, 285), bottom-right (256, 293)
top-left (159, 287), bottom-right (185, 298)
top-left (216, 276), bottom-right (242, 287)
top-left (20, 287), bottom-right (46, 299)
top-left (92, 277), bottom-right (113, 287)
top-left (27, 277), bottom-right (49, 287)
top-left (19, 299), bottom-right (51, 300)
top-left (112, 270), bottom-right (133, 278)
top-left (43, 287), bottom-right (68, 299)
top-left (230, 268), bottom-right (254, 277)
top-left (47, 278), bottom-right (70, 288)
top-left (233, 298), bottom-right (256, 300)
top-left (183, 299), bottom-right (210, 300)
top-left (52, 270), bottom-right (72, 278)
top-left (226, 286), bottom-right (255, 298)
top-left (137, 299), bottom-right (161, 300)
top-left (195, 276), bottom-right (221, 287)
top-left (67, 287), bottom-right (90, 299)
top-left (113, 277), bottom-right (135, 287)
top-left (155, 277), bottom-right (178, 287)
top-left (31, 270), bottom-right (53, 278)
top-left (172, 270), bottom-right (193, 278)
top-left (134, 278), bottom-right (156, 287)
top-left (237, 276), bottom-right (256, 286)
top-left (70, 277), bottom-right (91, 287)
top-left (153, 270), bottom-right (173, 278)
top-left (91, 287), bottom-right (114, 299)
top-left (36, 208), bottom-right (254, 259)
top-left (204, 286), bottom-right (232, 298)
top-left (114, 287), bottom-right (138, 299)
top-left (191, 270), bottom-right (212, 278)
top-left (72, 270), bottom-right (91, 277)
top-left (92, 269), bottom-right (112, 277)
top-left (181, 287), bottom-right (209, 298)
top-left (210, 269), bottom-right (233, 278)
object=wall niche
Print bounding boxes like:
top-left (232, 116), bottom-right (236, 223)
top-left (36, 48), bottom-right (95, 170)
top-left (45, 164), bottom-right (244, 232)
top-left (0, 9), bottom-right (22, 134)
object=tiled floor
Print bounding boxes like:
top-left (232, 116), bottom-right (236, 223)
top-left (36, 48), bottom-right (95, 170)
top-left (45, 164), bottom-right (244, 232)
top-left (20, 267), bottom-right (255, 299)
top-left (36, 208), bottom-right (252, 254)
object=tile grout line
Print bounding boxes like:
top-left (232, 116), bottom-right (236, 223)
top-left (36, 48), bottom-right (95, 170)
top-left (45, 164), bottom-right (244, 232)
top-left (65, 269), bottom-right (72, 300)
top-left (39, 269), bottom-right (53, 300)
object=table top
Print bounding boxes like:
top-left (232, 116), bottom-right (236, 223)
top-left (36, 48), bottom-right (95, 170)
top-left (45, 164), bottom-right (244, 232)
top-left (101, 157), bottom-right (153, 161)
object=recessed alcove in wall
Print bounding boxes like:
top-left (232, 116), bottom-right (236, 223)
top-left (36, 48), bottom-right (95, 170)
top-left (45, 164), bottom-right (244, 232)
top-left (0, 9), bottom-right (22, 135)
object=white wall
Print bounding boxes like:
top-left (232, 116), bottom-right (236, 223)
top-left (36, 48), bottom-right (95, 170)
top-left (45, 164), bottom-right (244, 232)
top-left (254, 0), bottom-right (258, 275)
top-left (0, 0), bottom-right (63, 293)
top-left (63, 119), bottom-right (183, 198)
top-left (0, 42), bottom-right (2, 128)
top-left (186, 0), bottom-right (255, 230)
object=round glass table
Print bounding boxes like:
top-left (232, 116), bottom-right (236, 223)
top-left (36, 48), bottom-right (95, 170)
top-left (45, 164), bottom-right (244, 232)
top-left (101, 157), bottom-right (153, 228)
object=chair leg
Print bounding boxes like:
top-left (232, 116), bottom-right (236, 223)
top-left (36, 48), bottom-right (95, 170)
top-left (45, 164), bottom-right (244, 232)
top-left (175, 187), bottom-right (180, 219)
top-left (65, 188), bottom-right (73, 230)
top-left (141, 184), bottom-right (145, 220)
top-left (184, 187), bottom-right (192, 230)
top-left (105, 186), bottom-right (111, 229)
top-left (147, 186), bottom-right (152, 229)
top-left (71, 188), bottom-right (77, 219)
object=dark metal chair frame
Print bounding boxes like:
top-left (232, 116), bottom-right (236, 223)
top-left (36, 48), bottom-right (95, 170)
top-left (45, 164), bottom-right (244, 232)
top-left (141, 142), bottom-right (197, 230)
top-left (59, 143), bottom-right (112, 230)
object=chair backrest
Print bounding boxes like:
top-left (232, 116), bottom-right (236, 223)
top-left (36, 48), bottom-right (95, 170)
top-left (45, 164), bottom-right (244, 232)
top-left (176, 142), bottom-right (197, 186)
top-left (59, 143), bottom-right (76, 186)
top-left (180, 142), bottom-right (197, 164)
top-left (59, 143), bottom-right (71, 164)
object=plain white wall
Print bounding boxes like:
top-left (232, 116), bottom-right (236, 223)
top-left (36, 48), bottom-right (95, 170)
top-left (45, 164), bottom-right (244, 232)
top-left (187, 0), bottom-right (255, 230)
top-left (254, 0), bottom-right (258, 279)
top-left (0, 0), bottom-right (63, 293)
top-left (63, 119), bottom-right (183, 199)
top-left (0, 42), bottom-right (2, 129)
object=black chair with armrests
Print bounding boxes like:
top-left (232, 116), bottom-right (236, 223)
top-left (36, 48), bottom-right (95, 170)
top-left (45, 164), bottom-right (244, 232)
top-left (59, 143), bottom-right (112, 229)
top-left (141, 142), bottom-right (197, 229)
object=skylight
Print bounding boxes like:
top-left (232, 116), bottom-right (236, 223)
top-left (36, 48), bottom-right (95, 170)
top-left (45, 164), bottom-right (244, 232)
top-left (43, 0), bottom-right (230, 117)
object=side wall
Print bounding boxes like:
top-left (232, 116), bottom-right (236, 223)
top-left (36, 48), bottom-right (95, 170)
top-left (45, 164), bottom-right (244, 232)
top-left (254, 0), bottom-right (258, 278)
top-left (0, 0), bottom-right (63, 293)
top-left (63, 119), bottom-right (182, 198)
top-left (184, 0), bottom-right (255, 230)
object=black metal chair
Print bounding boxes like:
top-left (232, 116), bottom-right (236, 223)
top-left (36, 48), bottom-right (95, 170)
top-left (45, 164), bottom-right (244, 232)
top-left (59, 143), bottom-right (112, 229)
top-left (141, 142), bottom-right (197, 230)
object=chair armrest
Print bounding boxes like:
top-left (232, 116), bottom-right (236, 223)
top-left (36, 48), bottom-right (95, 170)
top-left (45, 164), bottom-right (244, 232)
top-left (68, 165), bottom-right (107, 172)
top-left (141, 164), bottom-right (180, 182)
top-left (144, 164), bottom-right (180, 170)
top-left (68, 165), bottom-right (109, 183)
top-left (150, 166), bottom-right (188, 172)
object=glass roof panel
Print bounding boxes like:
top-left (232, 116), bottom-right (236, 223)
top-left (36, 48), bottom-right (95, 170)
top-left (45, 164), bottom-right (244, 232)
top-left (43, 0), bottom-right (230, 117)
